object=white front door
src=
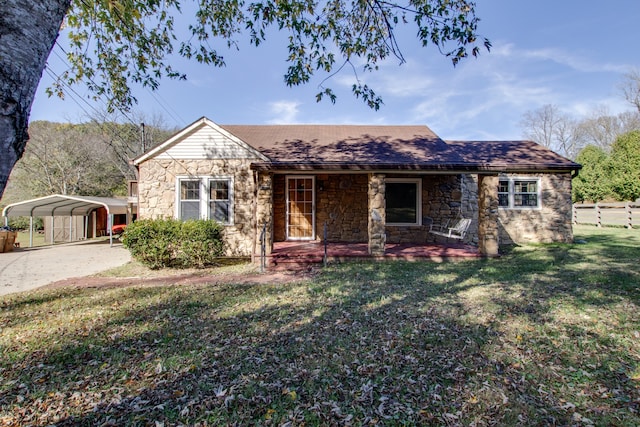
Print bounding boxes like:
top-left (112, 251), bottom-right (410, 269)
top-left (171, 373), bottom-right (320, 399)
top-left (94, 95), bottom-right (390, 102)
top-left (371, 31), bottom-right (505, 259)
top-left (286, 176), bottom-right (315, 240)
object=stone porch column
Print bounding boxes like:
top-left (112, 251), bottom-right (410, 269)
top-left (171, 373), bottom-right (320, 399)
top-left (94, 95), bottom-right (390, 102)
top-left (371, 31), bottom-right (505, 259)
top-left (368, 173), bottom-right (386, 256)
top-left (477, 174), bottom-right (499, 257)
top-left (255, 172), bottom-right (274, 255)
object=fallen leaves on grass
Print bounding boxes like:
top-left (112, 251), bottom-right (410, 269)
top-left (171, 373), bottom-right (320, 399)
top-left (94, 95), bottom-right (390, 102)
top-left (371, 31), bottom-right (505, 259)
top-left (2, 229), bottom-right (640, 425)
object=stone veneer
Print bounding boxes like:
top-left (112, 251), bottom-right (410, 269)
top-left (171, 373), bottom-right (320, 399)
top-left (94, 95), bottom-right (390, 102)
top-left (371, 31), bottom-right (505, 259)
top-left (255, 172), bottom-right (274, 255)
top-left (477, 175), bottom-right (499, 256)
top-left (462, 173), bottom-right (574, 244)
top-left (317, 174), bottom-right (369, 242)
top-left (271, 173), bottom-right (467, 246)
top-left (137, 159), bottom-right (257, 257)
top-left (385, 174), bottom-right (463, 244)
top-left (138, 161), bottom-right (574, 259)
top-left (271, 173), bottom-right (466, 247)
top-left (272, 174), bottom-right (369, 242)
top-left (368, 173), bottom-right (386, 256)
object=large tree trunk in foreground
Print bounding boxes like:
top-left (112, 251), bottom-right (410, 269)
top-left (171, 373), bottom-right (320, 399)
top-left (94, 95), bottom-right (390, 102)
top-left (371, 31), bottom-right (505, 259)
top-left (0, 1), bottom-right (70, 200)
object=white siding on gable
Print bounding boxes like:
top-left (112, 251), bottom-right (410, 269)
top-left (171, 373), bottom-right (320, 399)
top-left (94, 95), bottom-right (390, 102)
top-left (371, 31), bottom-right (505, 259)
top-left (156, 125), bottom-right (260, 160)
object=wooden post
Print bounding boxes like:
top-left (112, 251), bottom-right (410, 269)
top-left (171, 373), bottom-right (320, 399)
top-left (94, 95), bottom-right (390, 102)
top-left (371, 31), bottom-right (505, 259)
top-left (596, 203), bottom-right (601, 227)
top-left (627, 202), bottom-right (632, 229)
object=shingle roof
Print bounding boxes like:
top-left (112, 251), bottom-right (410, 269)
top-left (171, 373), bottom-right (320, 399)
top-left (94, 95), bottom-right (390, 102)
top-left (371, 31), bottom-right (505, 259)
top-left (220, 124), bottom-right (581, 172)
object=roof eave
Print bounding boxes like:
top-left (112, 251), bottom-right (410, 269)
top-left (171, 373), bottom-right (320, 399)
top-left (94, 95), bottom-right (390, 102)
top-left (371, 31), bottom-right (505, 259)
top-left (249, 162), bottom-right (582, 173)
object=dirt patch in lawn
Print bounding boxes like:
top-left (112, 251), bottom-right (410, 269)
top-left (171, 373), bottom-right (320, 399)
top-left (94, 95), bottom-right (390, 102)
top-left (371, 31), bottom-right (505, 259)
top-left (40, 267), bottom-right (319, 292)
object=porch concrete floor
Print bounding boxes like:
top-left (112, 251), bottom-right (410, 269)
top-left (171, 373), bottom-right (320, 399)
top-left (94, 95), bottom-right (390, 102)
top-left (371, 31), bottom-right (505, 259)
top-left (267, 241), bottom-right (482, 268)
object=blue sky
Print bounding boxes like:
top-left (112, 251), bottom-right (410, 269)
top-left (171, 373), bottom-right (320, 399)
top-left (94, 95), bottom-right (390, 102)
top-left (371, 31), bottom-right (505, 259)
top-left (29, 0), bottom-right (640, 141)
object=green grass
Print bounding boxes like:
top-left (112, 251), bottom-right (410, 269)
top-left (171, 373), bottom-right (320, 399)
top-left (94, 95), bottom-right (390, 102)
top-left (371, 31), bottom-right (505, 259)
top-left (1, 225), bottom-right (639, 425)
top-left (14, 231), bottom-right (46, 248)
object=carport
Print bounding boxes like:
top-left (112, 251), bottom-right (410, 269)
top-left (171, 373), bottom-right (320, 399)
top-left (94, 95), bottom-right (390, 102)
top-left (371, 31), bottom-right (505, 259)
top-left (2, 195), bottom-right (129, 247)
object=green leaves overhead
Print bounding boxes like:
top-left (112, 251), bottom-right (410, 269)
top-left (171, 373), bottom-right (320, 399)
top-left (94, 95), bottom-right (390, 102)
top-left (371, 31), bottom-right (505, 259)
top-left (61, 0), bottom-right (490, 112)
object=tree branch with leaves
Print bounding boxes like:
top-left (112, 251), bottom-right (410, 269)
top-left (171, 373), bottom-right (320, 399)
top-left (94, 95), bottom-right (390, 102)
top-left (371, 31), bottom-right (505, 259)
top-left (0, 0), bottom-right (490, 199)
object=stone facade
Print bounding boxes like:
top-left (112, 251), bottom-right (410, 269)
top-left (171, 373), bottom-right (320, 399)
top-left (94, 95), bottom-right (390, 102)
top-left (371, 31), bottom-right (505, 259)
top-left (368, 173), bottom-right (386, 256)
top-left (384, 174), bottom-right (463, 244)
top-left (317, 174), bottom-right (369, 242)
top-left (272, 174), bottom-right (370, 242)
top-left (477, 175), bottom-right (500, 256)
top-left (272, 173), bottom-right (468, 246)
top-left (138, 161), bottom-right (574, 259)
top-left (137, 158), bottom-right (257, 257)
top-left (255, 172), bottom-right (274, 255)
top-left (462, 173), bottom-right (574, 244)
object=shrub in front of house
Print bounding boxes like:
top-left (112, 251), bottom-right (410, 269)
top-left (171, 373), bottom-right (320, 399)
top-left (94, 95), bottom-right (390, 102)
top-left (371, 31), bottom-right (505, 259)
top-left (122, 218), bottom-right (224, 269)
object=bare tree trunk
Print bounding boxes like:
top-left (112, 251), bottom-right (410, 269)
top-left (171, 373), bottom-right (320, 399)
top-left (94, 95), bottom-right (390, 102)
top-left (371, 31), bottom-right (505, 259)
top-left (0, 0), bottom-right (70, 199)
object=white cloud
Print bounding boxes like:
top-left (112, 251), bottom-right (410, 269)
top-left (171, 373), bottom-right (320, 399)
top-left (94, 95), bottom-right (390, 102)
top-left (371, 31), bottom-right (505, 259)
top-left (266, 100), bottom-right (301, 124)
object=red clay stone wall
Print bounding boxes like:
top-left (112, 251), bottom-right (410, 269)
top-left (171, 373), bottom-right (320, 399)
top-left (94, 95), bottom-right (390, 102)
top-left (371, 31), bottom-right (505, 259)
top-left (462, 173), bottom-right (575, 244)
top-left (273, 174), bottom-right (369, 242)
top-left (274, 173), bottom-right (465, 244)
top-left (386, 174), bottom-right (463, 244)
top-left (317, 174), bottom-right (369, 242)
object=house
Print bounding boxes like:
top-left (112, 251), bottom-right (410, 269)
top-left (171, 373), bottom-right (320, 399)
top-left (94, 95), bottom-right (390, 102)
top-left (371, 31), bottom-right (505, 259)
top-left (132, 117), bottom-right (581, 259)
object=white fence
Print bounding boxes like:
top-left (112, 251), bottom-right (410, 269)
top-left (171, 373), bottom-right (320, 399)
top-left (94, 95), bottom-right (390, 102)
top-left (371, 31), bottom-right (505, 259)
top-left (573, 202), bottom-right (640, 228)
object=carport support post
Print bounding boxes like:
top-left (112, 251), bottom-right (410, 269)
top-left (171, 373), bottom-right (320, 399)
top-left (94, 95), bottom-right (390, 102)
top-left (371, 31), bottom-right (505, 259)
top-left (50, 216), bottom-right (55, 246)
top-left (69, 214), bottom-right (73, 242)
top-left (92, 211), bottom-right (97, 239)
top-left (29, 216), bottom-right (33, 247)
top-left (109, 213), bottom-right (114, 247)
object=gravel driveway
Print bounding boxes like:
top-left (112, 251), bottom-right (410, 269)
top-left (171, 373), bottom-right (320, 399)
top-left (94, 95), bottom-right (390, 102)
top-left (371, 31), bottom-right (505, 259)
top-left (0, 240), bottom-right (131, 296)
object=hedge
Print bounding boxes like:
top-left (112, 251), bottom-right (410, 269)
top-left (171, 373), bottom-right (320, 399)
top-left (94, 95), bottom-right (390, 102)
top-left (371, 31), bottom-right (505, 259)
top-left (122, 218), bottom-right (224, 269)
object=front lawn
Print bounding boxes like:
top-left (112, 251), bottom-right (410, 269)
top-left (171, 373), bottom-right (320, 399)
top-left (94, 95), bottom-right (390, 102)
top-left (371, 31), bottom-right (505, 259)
top-left (1, 225), bottom-right (639, 425)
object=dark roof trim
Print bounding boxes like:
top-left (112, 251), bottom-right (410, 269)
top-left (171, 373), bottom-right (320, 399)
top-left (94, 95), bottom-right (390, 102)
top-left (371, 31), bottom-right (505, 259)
top-left (249, 161), bottom-right (581, 173)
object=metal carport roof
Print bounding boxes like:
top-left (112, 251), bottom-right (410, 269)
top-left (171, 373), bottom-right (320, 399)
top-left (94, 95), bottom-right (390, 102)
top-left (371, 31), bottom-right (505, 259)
top-left (2, 195), bottom-right (129, 248)
top-left (2, 195), bottom-right (128, 217)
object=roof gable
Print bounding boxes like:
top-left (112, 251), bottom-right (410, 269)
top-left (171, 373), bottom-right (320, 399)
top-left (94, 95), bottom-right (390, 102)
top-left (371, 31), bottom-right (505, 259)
top-left (133, 117), bottom-right (268, 165)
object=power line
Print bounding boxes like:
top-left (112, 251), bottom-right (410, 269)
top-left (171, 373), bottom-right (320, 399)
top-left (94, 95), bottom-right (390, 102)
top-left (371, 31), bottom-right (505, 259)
top-left (144, 87), bottom-right (188, 127)
top-left (52, 42), bottom-right (140, 127)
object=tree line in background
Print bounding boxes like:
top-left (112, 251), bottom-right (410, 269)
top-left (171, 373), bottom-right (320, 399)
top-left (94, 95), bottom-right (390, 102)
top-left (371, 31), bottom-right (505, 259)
top-left (520, 70), bottom-right (640, 203)
top-left (1, 114), bottom-right (174, 208)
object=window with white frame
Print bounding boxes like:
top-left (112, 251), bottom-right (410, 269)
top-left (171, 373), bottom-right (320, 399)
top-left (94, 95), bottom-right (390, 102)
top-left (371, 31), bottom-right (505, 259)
top-left (179, 180), bottom-right (201, 220)
top-left (386, 178), bottom-right (422, 225)
top-left (498, 178), bottom-right (540, 208)
top-left (177, 177), bottom-right (233, 224)
top-left (208, 179), bottom-right (231, 223)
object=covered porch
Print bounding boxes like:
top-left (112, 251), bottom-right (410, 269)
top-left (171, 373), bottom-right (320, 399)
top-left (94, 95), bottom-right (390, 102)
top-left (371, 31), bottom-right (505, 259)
top-left (254, 171), bottom-right (501, 263)
top-left (266, 240), bottom-right (482, 269)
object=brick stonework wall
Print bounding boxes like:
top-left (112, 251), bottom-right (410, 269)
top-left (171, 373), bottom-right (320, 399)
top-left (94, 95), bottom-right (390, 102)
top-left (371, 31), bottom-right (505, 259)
top-left (317, 174), bottom-right (369, 241)
top-left (385, 174), bottom-right (463, 244)
top-left (138, 162), bottom-right (574, 258)
top-left (137, 159), bottom-right (257, 256)
top-left (273, 174), bottom-right (369, 242)
top-left (272, 173), bottom-right (466, 245)
top-left (273, 175), bottom-right (286, 241)
top-left (462, 173), bottom-right (574, 244)
top-left (368, 173), bottom-right (386, 255)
